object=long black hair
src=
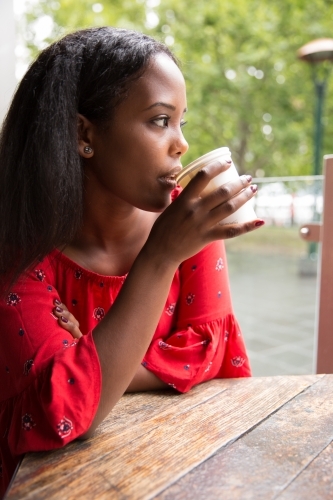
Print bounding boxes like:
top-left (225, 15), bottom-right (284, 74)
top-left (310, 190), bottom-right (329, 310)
top-left (0, 27), bottom-right (177, 290)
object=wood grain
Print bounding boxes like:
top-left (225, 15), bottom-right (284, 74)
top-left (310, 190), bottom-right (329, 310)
top-left (6, 375), bottom-right (321, 500)
top-left (156, 374), bottom-right (333, 500)
top-left (278, 441), bottom-right (333, 500)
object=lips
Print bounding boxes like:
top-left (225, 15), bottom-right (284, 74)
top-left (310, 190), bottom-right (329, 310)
top-left (159, 166), bottom-right (182, 189)
top-left (160, 166), bottom-right (182, 182)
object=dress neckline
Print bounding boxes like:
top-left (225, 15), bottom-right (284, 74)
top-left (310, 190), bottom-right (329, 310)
top-left (50, 248), bottom-right (128, 282)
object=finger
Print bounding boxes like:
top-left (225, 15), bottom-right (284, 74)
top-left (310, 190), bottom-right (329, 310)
top-left (53, 301), bottom-right (80, 328)
top-left (180, 158), bottom-right (233, 198)
top-left (207, 184), bottom-right (258, 226)
top-left (208, 219), bottom-right (265, 241)
top-left (56, 313), bottom-right (83, 339)
top-left (201, 174), bottom-right (253, 211)
top-left (53, 306), bottom-right (82, 338)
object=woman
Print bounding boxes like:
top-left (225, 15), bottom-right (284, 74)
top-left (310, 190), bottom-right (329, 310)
top-left (0, 27), bottom-right (263, 496)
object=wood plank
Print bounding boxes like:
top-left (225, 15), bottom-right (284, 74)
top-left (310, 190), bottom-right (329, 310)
top-left (278, 441), bottom-right (333, 500)
top-left (155, 374), bottom-right (333, 500)
top-left (316, 155), bottom-right (333, 373)
top-left (6, 375), bottom-right (321, 500)
top-left (7, 379), bottom-right (230, 497)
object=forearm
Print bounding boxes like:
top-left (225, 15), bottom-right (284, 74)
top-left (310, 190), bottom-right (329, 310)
top-left (84, 247), bottom-right (177, 436)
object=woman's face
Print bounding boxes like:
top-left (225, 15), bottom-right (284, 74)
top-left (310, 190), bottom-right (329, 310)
top-left (84, 52), bottom-right (189, 212)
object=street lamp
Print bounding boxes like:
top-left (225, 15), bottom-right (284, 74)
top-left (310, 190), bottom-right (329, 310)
top-left (297, 39), bottom-right (333, 265)
top-left (297, 39), bottom-right (333, 177)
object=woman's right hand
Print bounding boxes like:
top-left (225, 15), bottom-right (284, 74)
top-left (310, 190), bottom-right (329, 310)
top-left (145, 158), bottom-right (264, 266)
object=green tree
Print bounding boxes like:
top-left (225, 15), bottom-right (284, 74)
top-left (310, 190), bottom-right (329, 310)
top-left (19, 0), bottom-right (333, 176)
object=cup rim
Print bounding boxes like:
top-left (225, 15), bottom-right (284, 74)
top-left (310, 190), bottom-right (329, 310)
top-left (176, 147), bottom-right (231, 182)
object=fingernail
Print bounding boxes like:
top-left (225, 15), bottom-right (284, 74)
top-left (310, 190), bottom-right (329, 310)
top-left (61, 316), bottom-right (68, 323)
top-left (226, 159), bottom-right (232, 164)
top-left (250, 184), bottom-right (258, 193)
top-left (55, 306), bottom-right (63, 313)
top-left (255, 220), bottom-right (265, 227)
top-left (246, 175), bottom-right (252, 182)
top-left (54, 299), bottom-right (61, 305)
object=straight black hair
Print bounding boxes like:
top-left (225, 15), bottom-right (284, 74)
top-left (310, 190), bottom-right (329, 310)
top-left (0, 27), bottom-right (177, 291)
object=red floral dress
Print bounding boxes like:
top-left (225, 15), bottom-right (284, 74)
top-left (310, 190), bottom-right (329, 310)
top-left (0, 226), bottom-right (251, 498)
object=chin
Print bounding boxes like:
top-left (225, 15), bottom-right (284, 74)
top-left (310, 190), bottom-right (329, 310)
top-left (140, 195), bottom-right (171, 213)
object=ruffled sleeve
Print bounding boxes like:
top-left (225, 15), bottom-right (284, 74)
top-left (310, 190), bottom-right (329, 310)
top-left (142, 240), bottom-right (251, 393)
top-left (0, 269), bottom-right (101, 497)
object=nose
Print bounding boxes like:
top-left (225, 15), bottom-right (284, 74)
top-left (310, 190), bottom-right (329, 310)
top-left (173, 129), bottom-right (189, 157)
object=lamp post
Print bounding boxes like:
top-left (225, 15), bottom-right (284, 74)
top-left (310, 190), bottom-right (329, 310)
top-left (297, 39), bottom-right (333, 263)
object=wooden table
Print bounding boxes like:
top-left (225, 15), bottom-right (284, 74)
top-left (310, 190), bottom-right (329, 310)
top-left (6, 374), bottom-right (333, 499)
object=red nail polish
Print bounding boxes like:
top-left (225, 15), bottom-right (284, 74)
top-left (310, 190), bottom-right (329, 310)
top-left (255, 220), bottom-right (265, 227)
top-left (54, 299), bottom-right (61, 305)
top-left (250, 184), bottom-right (258, 193)
top-left (61, 316), bottom-right (68, 323)
top-left (246, 175), bottom-right (252, 182)
top-left (55, 306), bottom-right (63, 313)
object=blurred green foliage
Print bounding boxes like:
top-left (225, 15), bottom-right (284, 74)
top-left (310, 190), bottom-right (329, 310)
top-left (19, 0), bottom-right (333, 176)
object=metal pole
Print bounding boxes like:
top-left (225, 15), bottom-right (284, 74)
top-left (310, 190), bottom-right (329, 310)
top-left (308, 75), bottom-right (326, 257)
top-left (313, 79), bottom-right (326, 177)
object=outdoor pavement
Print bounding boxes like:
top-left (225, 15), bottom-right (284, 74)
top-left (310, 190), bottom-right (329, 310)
top-left (226, 252), bottom-right (317, 376)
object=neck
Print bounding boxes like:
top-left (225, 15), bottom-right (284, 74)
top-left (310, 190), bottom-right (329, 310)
top-left (63, 181), bottom-right (158, 276)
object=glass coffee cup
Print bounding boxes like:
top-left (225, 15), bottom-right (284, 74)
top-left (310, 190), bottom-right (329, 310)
top-left (176, 147), bottom-right (257, 225)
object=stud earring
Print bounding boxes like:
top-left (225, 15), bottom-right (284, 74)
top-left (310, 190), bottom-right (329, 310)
top-left (83, 146), bottom-right (93, 154)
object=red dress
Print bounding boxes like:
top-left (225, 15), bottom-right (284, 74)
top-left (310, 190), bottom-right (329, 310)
top-left (0, 233), bottom-right (251, 497)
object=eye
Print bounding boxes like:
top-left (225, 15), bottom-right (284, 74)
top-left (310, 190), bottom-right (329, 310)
top-left (152, 116), bottom-right (169, 128)
top-left (180, 120), bottom-right (187, 128)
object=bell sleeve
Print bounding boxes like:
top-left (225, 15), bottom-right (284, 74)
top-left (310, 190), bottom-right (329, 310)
top-left (0, 274), bottom-right (101, 494)
top-left (142, 240), bottom-right (251, 392)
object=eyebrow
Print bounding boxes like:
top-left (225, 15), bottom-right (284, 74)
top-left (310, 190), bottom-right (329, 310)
top-left (144, 102), bottom-right (187, 112)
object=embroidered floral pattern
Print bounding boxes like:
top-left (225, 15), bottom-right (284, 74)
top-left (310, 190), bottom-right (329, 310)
top-left (6, 292), bottom-right (21, 306)
top-left (18, 328), bottom-right (25, 336)
top-left (185, 293), bottom-right (195, 305)
top-left (57, 417), bottom-right (73, 438)
top-left (215, 257), bottom-right (224, 271)
top-left (231, 356), bottom-right (245, 367)
top-left (93, 307), bottom-right (105, 321)
top-left (158, 341), bottom-right (171, 350)
top-left (165, 303), bottom-right (176, 316)
top-left (62, 339), bottom-right (77, 348)
top-left (204, 361), bottom-right (213, 373)
top-left (34, 269), bottom-right (45, 282)
top-left (23, 359), bottom-right (34, 376)
top-left (22, 413), bottom-right (36, 431)
top-left (74, 269), bottom-right (83, 280)
top-left (217, 291), bottom-right (222, 298)
top-left (224, 330), bottom-right (230, 341)
top-left (184, 364), bottom-right (190, 371)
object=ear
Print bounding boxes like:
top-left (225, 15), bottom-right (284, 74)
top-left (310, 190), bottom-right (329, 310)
top-left (77, 114), bottom-right (95, 158)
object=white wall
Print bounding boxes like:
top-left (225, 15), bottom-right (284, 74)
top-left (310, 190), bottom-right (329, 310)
top-left (0, 0), bottom-right (16, 125)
